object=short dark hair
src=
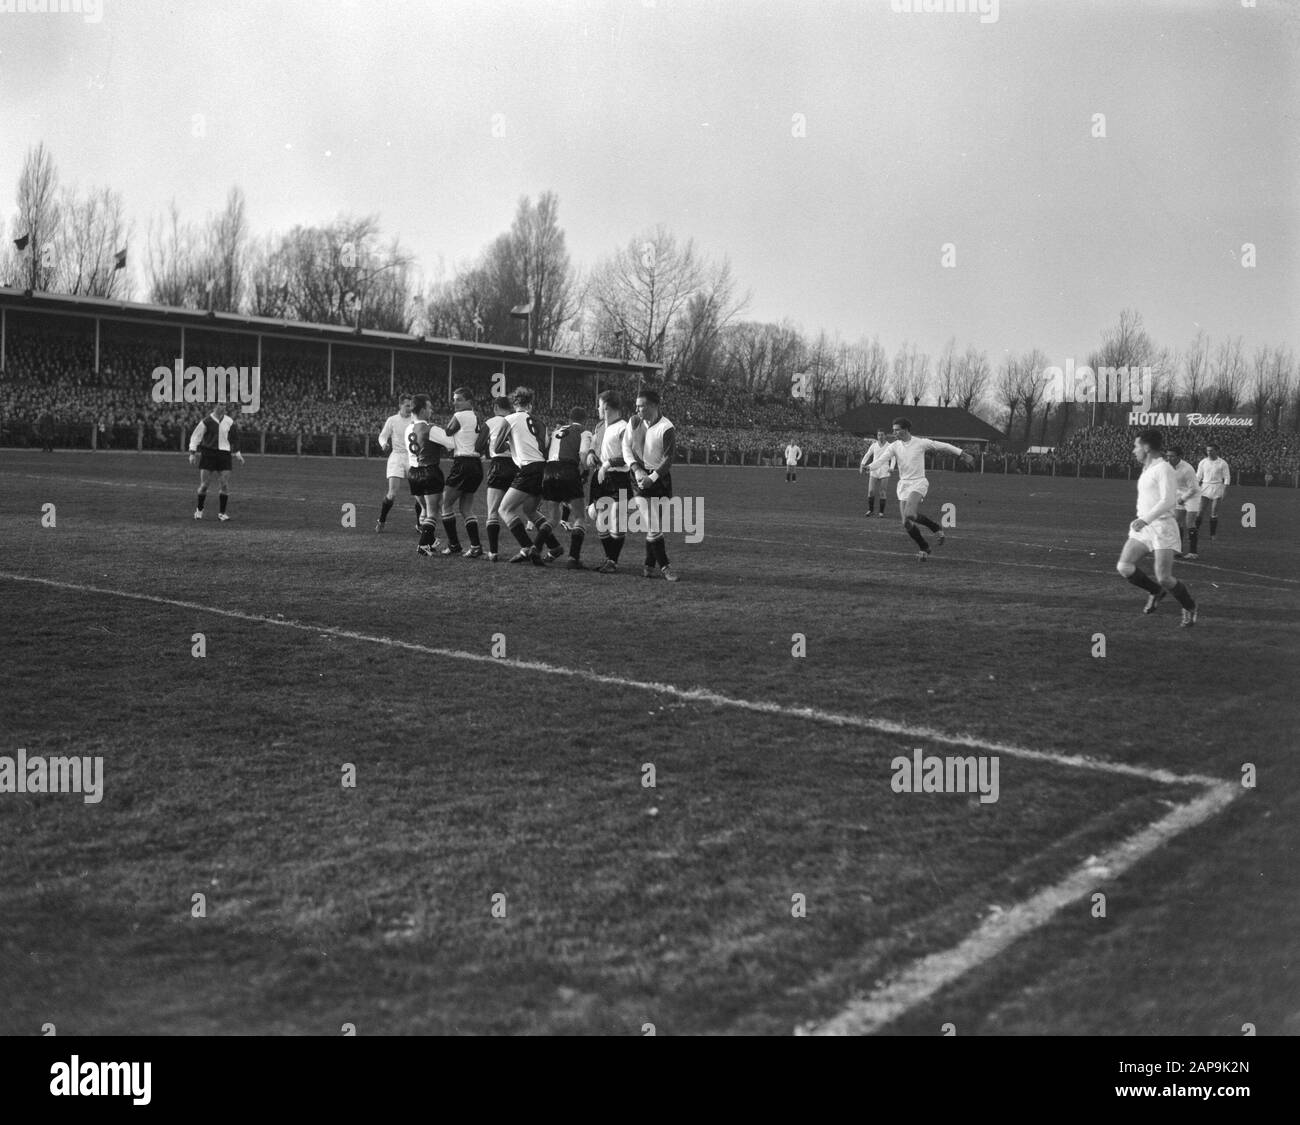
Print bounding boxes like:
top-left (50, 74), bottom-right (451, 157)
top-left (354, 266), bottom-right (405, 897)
top-left (598, 389), bottom-right (622, 412)
top-left (1168, 445), bottom-right (1183, 458)
top-left (510, 386), bottom-right (534, 408)
top-left (398, 393), bottom-right (414, 403)
top-left (452, 386), bottom-right (473, 402)
top-left (637, 388), bottom-right (661, 406)
top-left (412, 394), bottom-right (431, 415)
top-left (1139, 428), bottom-right (1164, 452)
top-left (493, 396), bottom-right (512, 411)
top-left (892, 417), bottom-right (912, 432)
top-left (570, 406), bottom-right (587, 423)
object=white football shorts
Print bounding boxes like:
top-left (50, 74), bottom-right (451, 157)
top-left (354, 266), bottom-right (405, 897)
top-left (385, 450), bottom-right (408, 479)
top-left (1177, 496), bottom-right (1202, 514)
top-left (897, 477), bottom-right (929, 502)
top-left (1128, 515), bottom-right (1181, 553)
top-left (1200, 482), bottom-right (1226, 500)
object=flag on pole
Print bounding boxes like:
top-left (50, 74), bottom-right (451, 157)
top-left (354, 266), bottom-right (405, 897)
top-left (14, 233), bottom-right (30, 252)
top-left (113, 247), bottom-right (127, 271)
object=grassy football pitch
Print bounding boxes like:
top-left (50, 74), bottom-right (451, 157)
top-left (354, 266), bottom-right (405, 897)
top-left (1, 451), bottom-right (1296, 1035)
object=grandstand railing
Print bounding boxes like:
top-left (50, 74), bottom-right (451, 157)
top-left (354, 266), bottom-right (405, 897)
top-left (4, 422), bottom-right (1297, 487)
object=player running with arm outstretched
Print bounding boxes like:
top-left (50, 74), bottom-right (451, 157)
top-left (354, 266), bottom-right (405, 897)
top-left (876, 417), bottom-right (973, 559)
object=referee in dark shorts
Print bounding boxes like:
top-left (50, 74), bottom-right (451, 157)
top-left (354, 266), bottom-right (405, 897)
top-left (188, 402), bottom-right (245, 521)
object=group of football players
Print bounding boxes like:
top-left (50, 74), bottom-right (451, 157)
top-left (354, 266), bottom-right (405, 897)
top-left (376, 384), bottom-right (681, 579)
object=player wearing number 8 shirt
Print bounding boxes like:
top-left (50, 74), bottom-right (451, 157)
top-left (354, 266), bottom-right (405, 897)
top-left (406, 394), bottom-right (452, 556)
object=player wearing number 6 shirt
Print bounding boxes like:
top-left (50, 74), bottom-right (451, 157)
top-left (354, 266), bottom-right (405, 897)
top-left (1116, 429), bottom-right (1198, 626)
top-left (494, 386), bottom-right (555, 566)
top-left (1195, 444), bottom-right (1231, 542)
top-left (858, 429), bottom-right (895, 518)
top-left (438, 387), bottom-right (486, 556)
top-left (624, 388), bottom-right (679, 582)
top-left (375, 394), bottom-right (416, 532)
top-left (874, 417), bottom-right (973, 559)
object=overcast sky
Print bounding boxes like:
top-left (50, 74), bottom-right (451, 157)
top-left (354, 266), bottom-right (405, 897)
top-left (2, 0), bottom-right (1297, 367)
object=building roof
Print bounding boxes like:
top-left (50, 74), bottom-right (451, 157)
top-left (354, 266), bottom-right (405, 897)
top-left (835, 403), bottom-right (1004, 443)
top-left (0, 287), bottom-right (662, 377)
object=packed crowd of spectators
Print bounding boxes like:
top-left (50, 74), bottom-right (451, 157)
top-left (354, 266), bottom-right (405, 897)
top-left (3, 329), bottom-right (1297, 477)
top-left (1054, 424), bottom-right (1299, 477)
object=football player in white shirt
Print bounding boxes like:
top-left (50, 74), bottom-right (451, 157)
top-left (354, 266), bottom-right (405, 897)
top-left (375, 394), bottom-right (416, 532)
top-left (876, 417), bottom-right (974, 559)
top-left (1165, 446), bottom-right (1202, 560)
top-left (625, 388), bottom-right (679, 581)
top-left (784, 441), bottom-right (802, 482)
top-left (494, 386), bottom-right (555, 566)
top-left (482, 395), bottom-right (515, 561)
top-left (587, 389), bottom-right (636, 573)
top-left (1117, 430), bottom-right (1198, 625)
top-left (1195, 443), bottom-right (1231, 542)
top-left (438, 387), bottom-right (487, 556)
top-left (858, 429), bottom-right (895, 518)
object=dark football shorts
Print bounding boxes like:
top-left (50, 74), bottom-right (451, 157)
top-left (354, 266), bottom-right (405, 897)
top-left (486, 456), bottom-right (517, 492)
top-left (634, 470), bottom-right (673, 500)
top-left (541, 461), bottom-right (584, 502)
top-left (445, 455), bottom-right (484, 494)
top-left (508, 461), bottom-right (545, 498)
top-left (199, 449), bottom-right (233, 472)
top-left (589, 467), bottom-right (631, 507)
top-left (407, 464), bottom-right (445, 497)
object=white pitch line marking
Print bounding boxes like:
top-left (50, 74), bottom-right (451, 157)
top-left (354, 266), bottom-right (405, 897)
top-left (809, 780), bottom-right (1241, 1036)
top-left (0, 571), bottom-right (1247, 1036)
top-left (1, 571), bottom-right (1223, 789)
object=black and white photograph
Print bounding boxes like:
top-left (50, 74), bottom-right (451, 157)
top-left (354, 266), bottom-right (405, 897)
top-left (0, 0), bottom-right (1295, 1085)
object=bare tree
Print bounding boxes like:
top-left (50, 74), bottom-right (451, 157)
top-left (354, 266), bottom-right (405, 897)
top-left (1180, 329), bottom-right (1211, 410)
top-left (205, 186), bottom-right (249, 313)
top-left (146, 200), bottom-right (204, 308)
top-left (996, 353), bottom-right (1022, 436)
top-left (56, 185), bottom-right (129, 298)
top-left (953, 345), bottom-right (991, 413)
top-left (1095, 308), bottom-right (1154, 425)
top-left (1208, 335), bottom-right (1246, 411)
top-left (1267, 345), bottom-right (1294, 431)
top-left (587, 226), bottom-right (705, 367)
top-left (8, 141), bottom-right (61, 290)
top-left (1017, 347), bottom-right (1050, 442)
top-left (934, 337), bottom-right (958, 406)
